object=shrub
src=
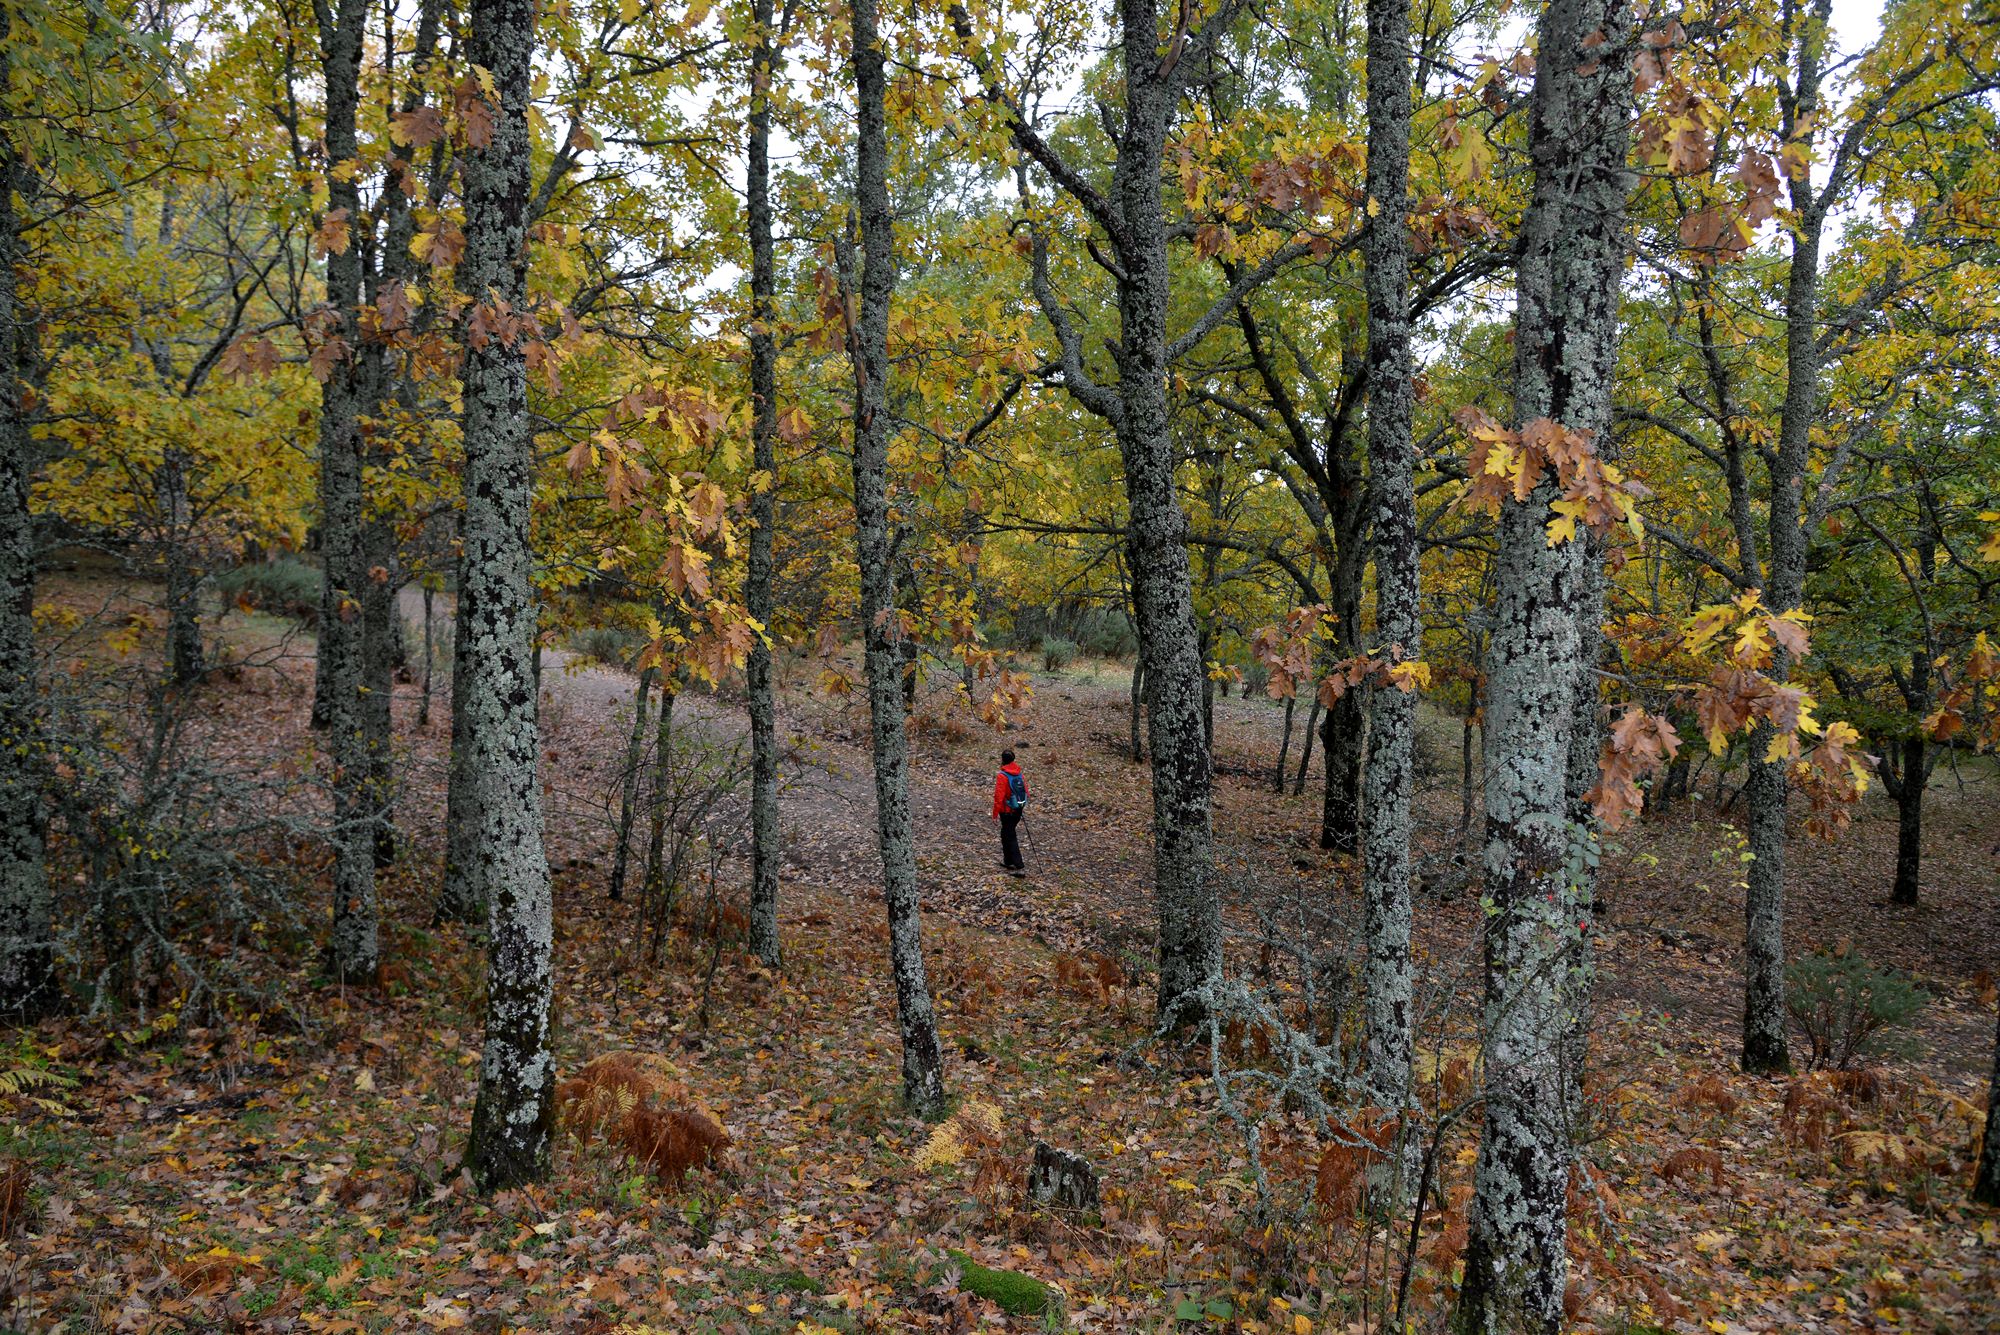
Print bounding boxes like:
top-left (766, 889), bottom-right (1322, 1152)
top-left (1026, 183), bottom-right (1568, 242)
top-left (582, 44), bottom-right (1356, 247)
top-left (1040, 636), bottom-right (1079, 672)
top-left (1074, 608), bottom-right (1138, 659)
top-left (214, 557), bottom-right (319, 625)
top-left (1239, 661), bottom-right (1271, 698)
top-left (1784, 950), bottom-right (1924, 1070)
top-left (569, 625), bottom-right (644, 668)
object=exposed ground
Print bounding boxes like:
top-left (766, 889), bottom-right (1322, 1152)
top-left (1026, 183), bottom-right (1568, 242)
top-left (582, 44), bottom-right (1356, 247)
top-left (4, 579), bottom-right (1997, 1333)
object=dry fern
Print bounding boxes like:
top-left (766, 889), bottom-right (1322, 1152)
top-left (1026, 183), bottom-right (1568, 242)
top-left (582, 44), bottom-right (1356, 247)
top-left (1657, 1147), bottom-right (1726, 1187)
top-left (1677, 1074), bottom-right (1740, 1116)
top-left (555, 1050), bottom-right (728, 1184)
top-left (914, 1099), bottom-right (1004, 1172)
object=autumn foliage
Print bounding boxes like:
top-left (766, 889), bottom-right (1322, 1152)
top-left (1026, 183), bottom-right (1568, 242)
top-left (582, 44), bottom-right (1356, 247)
top-left (554, 1051), bottom-right (729, 1185)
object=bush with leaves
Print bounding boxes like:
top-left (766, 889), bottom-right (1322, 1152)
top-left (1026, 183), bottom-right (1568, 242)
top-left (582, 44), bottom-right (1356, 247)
top-left (212, 557), bottom-right (320, 625)
top-left (1040, 637), bottom-right (1079, 672)
top-left (1785, 950), bottom-right (1925, 1070)
top-left (1073, 608), bottom-right (1138, 659)
top-left (568, 625), bottom-right (645, 669)
top-left (42, 635), bottom-right (327, 1027)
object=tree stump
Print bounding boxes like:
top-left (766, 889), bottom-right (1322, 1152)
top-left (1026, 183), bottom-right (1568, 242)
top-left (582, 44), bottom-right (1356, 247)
top-left (1027, 1141), bottom-right (1100, 1214)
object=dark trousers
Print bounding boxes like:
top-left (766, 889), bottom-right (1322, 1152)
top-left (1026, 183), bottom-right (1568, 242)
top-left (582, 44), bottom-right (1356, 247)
top-left (999, 812), bottom-right (1023, 869)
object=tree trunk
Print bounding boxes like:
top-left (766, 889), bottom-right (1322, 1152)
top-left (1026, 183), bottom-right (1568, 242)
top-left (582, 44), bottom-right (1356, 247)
top-left (1128, 657), bottom-right (1145, 763)
top-left (157, 447), bottom-right (204, 685)
top-left (1294, 695), bottom-right (1319, 796)
top-left (1320, 511), bottom-right (1368, 855)
top-left (1976, 1001), bottom-right (2000, 1205)
top-left (1360, 0), bottom-right (1417, 1117)
top-left (361, 553), bottom-right (397, 869)
top-left (743, 0), bottom-right (783, 966)
top-left (459, 0), bottom-right (556, 1192)
top-left (1891, 734), bottom-right (1922, 906)
top-left (1275, 694), bottom-right (1295, 793)
top-left (965, 0), bottom-right (1229, 1023)
top-left (847, 0), bottom-right (945, 1116)
top-left (1743, 0), bottom-right (1846, 1079)
top-left (418, 583), bottom-right (434, 729)
top-left (608, 668), bottom-right (654, 903)
top-left (642, 681), bottom-right (676, 909)
top-left (1459, 708), bottom-right (1477, 834)
top-left (0, 74), bottom-right (54, 1019)
top-left (316, 0), bottom-right (379, 987)
top-left (437, 629), bottom-right (485, 923)
top-left (1456, 3), bottom-right (1634, 1331)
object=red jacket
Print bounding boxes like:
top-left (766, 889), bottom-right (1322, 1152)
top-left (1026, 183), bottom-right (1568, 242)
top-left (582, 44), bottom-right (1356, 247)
top-left (992, 763), bottom-right (1025, 819)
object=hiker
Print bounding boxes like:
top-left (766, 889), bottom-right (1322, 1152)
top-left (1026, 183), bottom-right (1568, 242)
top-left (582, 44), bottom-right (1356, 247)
top-left (992, 748), bottom-right (1027, 874)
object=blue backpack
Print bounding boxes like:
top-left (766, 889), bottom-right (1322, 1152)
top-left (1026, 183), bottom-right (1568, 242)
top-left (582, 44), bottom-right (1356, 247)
top-left (1004, 769), bottom-right (1027, 814)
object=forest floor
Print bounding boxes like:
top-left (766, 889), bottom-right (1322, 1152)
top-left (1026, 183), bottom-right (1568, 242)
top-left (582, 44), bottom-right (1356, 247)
top-left (5, 578), bottom-right (1999, 1333)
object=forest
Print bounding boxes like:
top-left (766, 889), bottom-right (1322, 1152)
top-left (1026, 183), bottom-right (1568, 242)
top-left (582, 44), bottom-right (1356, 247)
top-left (1, 0), bottom-right (1998, 1329)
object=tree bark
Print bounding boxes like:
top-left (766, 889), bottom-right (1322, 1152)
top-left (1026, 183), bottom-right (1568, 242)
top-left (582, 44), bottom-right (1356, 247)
top-left (1274, 693), bottom-right (1295, 793)
top-left (459, 0), bottom-right (556, 1192)
top-left (1360, 0), bottom-right (1417, 1117)
top-left (1976, 1000), bottom-right (2000, 1206)
top-left (642, 681), bottom-right (677, 909)
top-left (847, 0), bottom-right (945, 1116)
top-left (418, 583), bottom-right (434, 729)
top-left (0, 60), bottom-right (54, 1018)
top-left (1742, 0), bottom-right (1846, 1078)
top-left (1321, 494), bottom-right (1366, 855)
top-left (1294, 695), bottom-right (1320, 796)
top-left (157, 447), bottom-right (204, 685)
top-left (1128, 657), bottom-right (1145, 763)
top-left (961, 0), bottom-right (1230, 1023)
top-left (315, 0), bottom-right (380, 987)
top-left (1106, 0), bottom-right (1222, 1023)
top-left (1890, 733), bottom-right (1923, 906)
top-left (437, 631), bottom-right (486, 922)
top-left (608, 668), bottom-right (653, 903)
top-left (743, 0), bottom-right (783, 966)
top-left (1456, 3), bottom-right (1634, 1331)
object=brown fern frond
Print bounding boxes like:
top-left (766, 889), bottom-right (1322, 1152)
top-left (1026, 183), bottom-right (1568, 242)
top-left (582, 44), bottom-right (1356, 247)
top-left (554, 1050), bottom-right (728, 1185)
top-left (1657, 1147), bottom-right (1725, 1187)
top-left (1678, 1074), bottom-right (1740, 1115)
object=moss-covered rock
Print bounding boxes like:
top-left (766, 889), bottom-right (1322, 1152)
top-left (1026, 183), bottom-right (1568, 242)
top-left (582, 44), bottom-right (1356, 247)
top-left (948, 1249), bottom-right (1053, 1316)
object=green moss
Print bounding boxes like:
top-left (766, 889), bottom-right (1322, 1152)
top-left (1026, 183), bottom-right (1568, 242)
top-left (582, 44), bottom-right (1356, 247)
top-left (948, 1249), bottom-right (1053, 1316)
top-left (729, 1265), bottom-right (824, 1295)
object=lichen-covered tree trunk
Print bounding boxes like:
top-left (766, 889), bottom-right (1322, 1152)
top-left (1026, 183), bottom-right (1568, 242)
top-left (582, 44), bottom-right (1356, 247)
top-left (1320, 497), bottom-right (1365, 855)
top-left (1112, 4), bottom-right (1220, 1024)
top-left (608, 668), bottom-right (653, 903)
top-left (1976, 1002), bottom-right (2000, 1206)
top-left (1128, 656), bottom-right (1145, 763)
top-left (743, 0), bottom-right (783, 967)
top-left (458, 0), bottom-right (555, 1192)
top-left (360, 553), bottom-right (398, 868)
top-left (315, 0), bottom-right (379, 986)
top-left (1742, 0), bottom-right (1846, 1077)
top-left (438, 636), bottom-right (485, 923)
top-left (0, 80), bottom-right (55, 1019)
top-left (156, 447), bottom-right (204, 685)
top-left (1360, 0), bottom-right (1416, 1116)
top-left (847, 0), bottom-right (945, 1116)
top-left (1456, 3), bottom-right (1634, 1330)
top-left (641, 681), bottom-right (677, 908)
